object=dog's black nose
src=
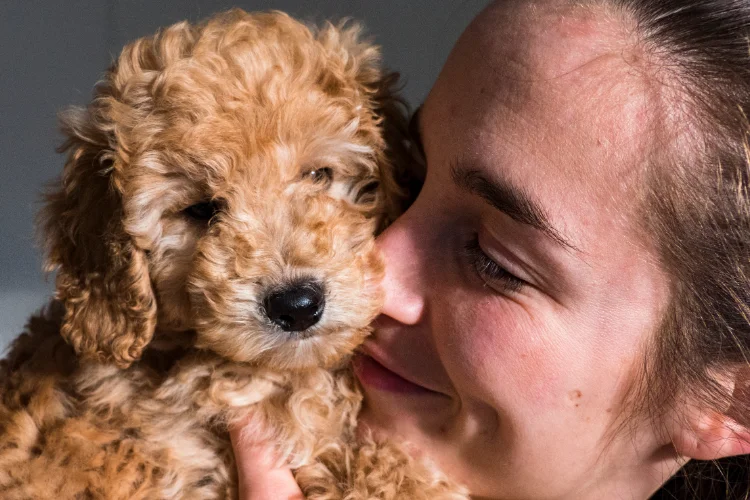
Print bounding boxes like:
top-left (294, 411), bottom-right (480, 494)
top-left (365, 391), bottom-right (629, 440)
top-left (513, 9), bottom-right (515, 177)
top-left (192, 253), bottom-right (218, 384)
top-left (263, 281), bottom-right (325, 332)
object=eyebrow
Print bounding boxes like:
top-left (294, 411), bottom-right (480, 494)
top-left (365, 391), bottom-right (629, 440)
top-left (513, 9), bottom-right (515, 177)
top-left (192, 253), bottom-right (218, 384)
top-left (450, 163), bottom-right (575, 249)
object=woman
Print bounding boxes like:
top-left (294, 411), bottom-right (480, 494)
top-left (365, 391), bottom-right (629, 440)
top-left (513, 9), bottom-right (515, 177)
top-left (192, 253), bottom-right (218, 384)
top-left (233, 0), bottom-right (750, 498)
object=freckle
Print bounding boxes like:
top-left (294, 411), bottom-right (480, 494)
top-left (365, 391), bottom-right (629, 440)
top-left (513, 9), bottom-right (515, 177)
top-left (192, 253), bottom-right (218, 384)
top-left (568, 389), bottom-right (582, 400)
top-left (575, 404), bottom-right (580, 408)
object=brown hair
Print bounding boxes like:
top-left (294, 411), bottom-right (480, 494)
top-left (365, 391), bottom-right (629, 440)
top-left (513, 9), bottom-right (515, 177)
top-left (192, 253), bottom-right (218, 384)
top-left (603, 0), bottom-right (750, 496)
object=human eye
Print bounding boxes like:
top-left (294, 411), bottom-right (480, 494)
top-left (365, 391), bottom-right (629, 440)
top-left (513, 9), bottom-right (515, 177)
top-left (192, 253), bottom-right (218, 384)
top-left (464, 234), bottom-right (526, 293)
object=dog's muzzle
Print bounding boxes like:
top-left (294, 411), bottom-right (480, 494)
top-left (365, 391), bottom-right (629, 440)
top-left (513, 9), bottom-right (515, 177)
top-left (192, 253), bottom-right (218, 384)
top-left (263, 280), bottom-right (325, 332)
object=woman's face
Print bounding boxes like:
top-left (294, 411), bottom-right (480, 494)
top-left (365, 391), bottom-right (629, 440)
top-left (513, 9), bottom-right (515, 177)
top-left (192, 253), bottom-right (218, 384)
top-left (355, 3), bottom-right (676, 499)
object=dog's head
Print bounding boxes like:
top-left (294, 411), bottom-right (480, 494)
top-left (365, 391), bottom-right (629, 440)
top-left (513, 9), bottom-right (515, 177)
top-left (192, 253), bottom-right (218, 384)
top-left (41, 10), bottom-right (411, 371)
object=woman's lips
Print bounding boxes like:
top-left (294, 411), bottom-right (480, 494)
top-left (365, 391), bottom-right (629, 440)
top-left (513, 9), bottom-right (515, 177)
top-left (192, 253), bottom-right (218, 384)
top-left (353, 353), bottom-right (436, 395)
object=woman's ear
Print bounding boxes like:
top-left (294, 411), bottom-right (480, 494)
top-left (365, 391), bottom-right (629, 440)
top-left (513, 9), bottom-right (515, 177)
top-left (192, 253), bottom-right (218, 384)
top-left (669, 368), bottom-right (750, 460)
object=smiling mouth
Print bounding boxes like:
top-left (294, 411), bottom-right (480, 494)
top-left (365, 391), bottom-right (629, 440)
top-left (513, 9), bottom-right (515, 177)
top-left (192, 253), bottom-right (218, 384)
top-left (353, 353), bottom-right (438, 395)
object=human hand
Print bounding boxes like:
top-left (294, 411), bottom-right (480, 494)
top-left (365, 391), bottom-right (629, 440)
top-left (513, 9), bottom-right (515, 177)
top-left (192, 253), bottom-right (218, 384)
top-left (230, 420), bottom-right (304, 500)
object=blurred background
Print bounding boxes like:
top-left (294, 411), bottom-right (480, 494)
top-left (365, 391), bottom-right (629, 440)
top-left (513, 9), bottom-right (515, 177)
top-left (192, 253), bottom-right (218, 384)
top-left (0, 0), bottom-right (490, 348)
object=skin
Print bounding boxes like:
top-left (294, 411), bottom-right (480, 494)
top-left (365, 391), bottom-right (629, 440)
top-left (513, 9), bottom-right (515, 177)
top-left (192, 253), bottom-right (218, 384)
top-left (233, 1), bottom-right (750, 498)
top-left (354, 3), bottom-right (674, 498)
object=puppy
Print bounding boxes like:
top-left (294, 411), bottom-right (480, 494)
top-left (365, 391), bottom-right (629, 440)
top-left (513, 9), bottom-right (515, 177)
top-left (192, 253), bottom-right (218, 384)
top-left (0, 9), bottom-right (466, 500)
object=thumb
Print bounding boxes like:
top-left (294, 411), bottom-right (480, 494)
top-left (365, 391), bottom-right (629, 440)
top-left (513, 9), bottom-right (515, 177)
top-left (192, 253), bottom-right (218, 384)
top-left (230, 425), bottom-right (304, 500)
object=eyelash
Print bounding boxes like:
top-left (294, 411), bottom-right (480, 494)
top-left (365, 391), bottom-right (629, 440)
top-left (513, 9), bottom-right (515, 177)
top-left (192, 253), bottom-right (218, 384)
top-left (464, 235), bottom-right (526, 293)
top-left (409, 109), bottom-right (523, 294)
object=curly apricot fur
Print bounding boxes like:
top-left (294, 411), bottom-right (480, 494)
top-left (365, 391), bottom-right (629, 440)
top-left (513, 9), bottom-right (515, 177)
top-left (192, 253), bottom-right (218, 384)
top-left (0, 10), bottom-right (466, 500)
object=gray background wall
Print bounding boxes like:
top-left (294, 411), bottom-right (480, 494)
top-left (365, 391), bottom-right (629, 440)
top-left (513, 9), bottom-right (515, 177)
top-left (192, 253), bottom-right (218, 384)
top-left (0, 0), bottom-right (490, 349)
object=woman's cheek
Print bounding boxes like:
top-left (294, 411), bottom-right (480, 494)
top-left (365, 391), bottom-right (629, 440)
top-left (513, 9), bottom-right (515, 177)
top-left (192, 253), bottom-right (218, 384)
top-left (446, 295), bottom-right (568, 409)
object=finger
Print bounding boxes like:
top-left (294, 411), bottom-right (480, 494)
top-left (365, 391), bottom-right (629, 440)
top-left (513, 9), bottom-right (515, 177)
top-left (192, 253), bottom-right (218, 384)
top-left (230, 427), bottom-right (304, 500)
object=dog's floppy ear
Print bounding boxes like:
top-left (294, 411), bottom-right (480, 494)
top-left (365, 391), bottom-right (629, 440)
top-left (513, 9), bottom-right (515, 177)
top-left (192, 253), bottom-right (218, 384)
top-left (40, 102), bottom-right (156, 369)
top-left (316, 22), bottom-right (422, 228)
top-left (367, 70), bottom-right (424, 228)
top-left (39, 22), bottom-right (196, 368)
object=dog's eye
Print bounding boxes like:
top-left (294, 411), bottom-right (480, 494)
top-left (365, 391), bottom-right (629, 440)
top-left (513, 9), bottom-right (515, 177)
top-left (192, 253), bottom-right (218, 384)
top-left (305, 167), bottom-right (334, 185)
top-left (184, 201), bottom-right (219, 222)
top-left (354, 180), bottom-right (380, 204)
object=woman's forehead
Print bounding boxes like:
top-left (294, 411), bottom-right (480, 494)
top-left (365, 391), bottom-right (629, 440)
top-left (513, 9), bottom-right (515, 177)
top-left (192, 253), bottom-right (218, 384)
top-left (421, 2), bottom-right (665, 253)
top-left (447, 1), bottom-right (637, 89)
top-left (429, 0), bottom-right (658, 173)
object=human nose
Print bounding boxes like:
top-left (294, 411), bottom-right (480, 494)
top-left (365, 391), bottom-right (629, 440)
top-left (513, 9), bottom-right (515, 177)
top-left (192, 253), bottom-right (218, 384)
top-left (375, 213), bottom-right (426, 326)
